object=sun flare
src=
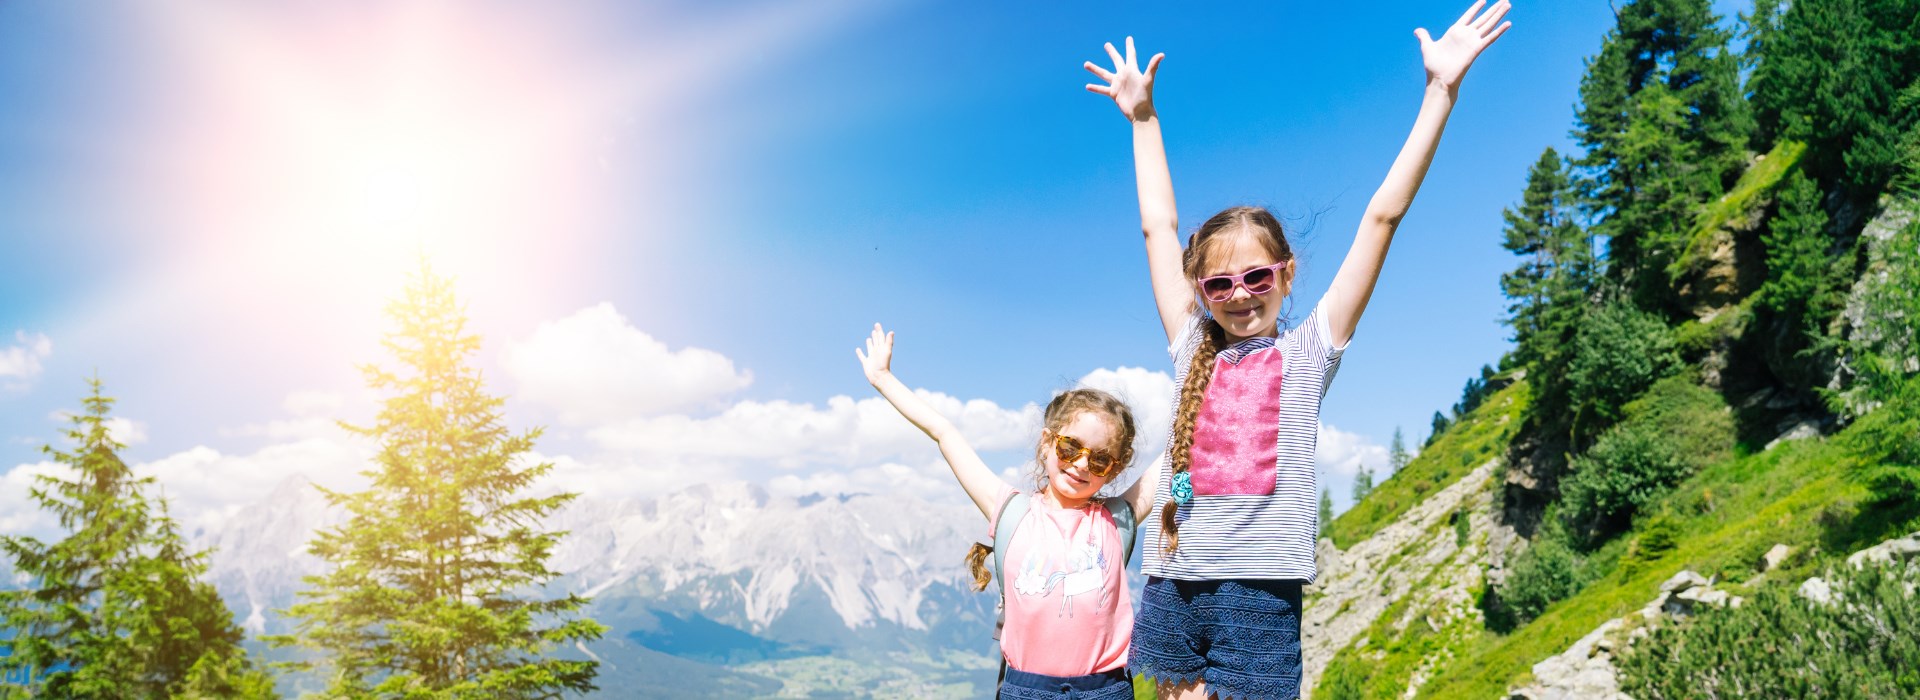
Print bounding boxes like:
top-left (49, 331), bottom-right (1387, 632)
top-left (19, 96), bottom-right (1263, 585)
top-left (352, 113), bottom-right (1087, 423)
top-left (140, 2), bottom-right (617, 307)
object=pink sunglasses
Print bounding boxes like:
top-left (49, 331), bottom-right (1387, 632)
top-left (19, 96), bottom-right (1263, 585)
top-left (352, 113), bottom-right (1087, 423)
top-left (1196, 261), bottom-right (1291, 303)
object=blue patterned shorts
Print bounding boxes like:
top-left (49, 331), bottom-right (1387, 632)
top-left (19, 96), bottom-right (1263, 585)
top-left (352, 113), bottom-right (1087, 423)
top-left (1130, 576), bottom-right (1304, 700)
top-left (997, 666), bottom-right (1132, 700)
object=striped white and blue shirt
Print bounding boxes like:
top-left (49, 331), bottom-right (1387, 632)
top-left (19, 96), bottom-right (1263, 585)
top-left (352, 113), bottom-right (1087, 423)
top-left (1141, 300), bottom-right (1346, 583)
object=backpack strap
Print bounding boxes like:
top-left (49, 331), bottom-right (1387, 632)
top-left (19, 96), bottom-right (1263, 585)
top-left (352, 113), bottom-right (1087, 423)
top-left (987, 490), bottom-right (1030, 643)
top-left (1102, 496), bottom-right (1137, 567)
top-left (988, 491), bottom-right (1031, 590)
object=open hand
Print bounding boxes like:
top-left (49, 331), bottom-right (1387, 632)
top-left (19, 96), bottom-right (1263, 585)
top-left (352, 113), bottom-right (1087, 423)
top-left (854, 323), bottom-right (894, 385)
top-left (1085, 37), bottom-right (1163, 122)
top-left (1416, 0), bottom-right (1512, 93)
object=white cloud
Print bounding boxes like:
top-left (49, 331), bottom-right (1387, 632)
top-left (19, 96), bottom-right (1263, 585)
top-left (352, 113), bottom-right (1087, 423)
top-left (765, 461), bottom-right (961, 506)
top-left (1316, 422), bottom-right (1392, 514)
top-left (42, 411), bottom-right (146, 446)
top-left (105, 417), bottom-right (148, 445)
top-left (0, 461), bottom-right (72, 534)
top-left (526, 450), bottom-right (725, 503)
top-left (0, 433), bottom-right (372, 539)
top-left (136, 437), bottom-right (373, 532)
top-left (0, 331), bottom-right (52, 388)
top-left (587, 390), bottom-right (1039, 470)
top-left (502, 303), bottom-right (753, 423)
top-left (220, 389), bottom-right (372, 442)
top-left (1317, 423), bottom-right (1391, 479)
top-left (569, 365), bottom-right (1172, 502)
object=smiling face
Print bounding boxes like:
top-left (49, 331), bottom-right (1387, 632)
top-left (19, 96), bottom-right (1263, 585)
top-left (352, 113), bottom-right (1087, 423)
top-left (1040, 411), bottom-right (1122, 507)
top-left (1196, 231), bottom-right (1294, 342)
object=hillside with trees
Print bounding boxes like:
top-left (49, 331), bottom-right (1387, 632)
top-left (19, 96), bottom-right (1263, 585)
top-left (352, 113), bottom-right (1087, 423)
top-left (1310, 0), bottom-right (1920, 697)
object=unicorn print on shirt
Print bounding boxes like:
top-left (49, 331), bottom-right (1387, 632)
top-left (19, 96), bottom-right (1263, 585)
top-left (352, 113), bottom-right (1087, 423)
top-left (1013, 537), bottom-right (1111, 615)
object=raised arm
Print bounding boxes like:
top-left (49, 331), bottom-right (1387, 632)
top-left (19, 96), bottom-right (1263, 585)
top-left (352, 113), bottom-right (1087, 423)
top-left (1323, 0), bottom-right (1511, 346)
top-left (856, 324), bottom-right (1010, 519)
top-left (1120, 459), bottom-right (1165, 522)
top-left (1087, 38), bottom-right (1190, 343)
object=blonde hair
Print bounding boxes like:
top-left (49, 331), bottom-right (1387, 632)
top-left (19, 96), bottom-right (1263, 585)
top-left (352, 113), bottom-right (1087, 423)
top-left (1160, 206), bottom-right (1295, 554)
top-left (965, 388), bottom-right (1138, 591)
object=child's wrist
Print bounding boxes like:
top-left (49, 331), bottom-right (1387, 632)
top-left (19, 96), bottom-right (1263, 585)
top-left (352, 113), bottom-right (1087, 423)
top-left (1129, 105), bottom-right (1158, 124)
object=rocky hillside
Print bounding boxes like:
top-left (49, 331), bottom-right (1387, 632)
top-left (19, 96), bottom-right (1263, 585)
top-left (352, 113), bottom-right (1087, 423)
top-left (1297, 141), bottom-right (1912, 698)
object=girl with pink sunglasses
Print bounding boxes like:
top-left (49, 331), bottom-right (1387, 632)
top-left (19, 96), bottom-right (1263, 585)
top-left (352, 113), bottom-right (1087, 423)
top-left (1083, 2), bottom-right (1512, 698)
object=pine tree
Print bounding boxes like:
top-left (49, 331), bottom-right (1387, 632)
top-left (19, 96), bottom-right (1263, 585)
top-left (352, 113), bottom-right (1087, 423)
top-left (1428, 411), bottom-right (1452, 447)
top-left (1749, 0), bottom-right (1920, 205)
top-left (1500, 148), bottom-right (1593, 370)
top-left (1319, 488), bottom-right (1334, 539)
top-left (1755, 166), bottom-right (1845, 390)
top-left (1574, 0), bottom-right (1751, 309)
top-left (0, 378), bottom-right (272, 699)
top-left (1351, 465), bottom-right (1376, 505)
top-left (273, 263), bottom-right (604, 698)
top-left (1389, 427), bottom-right (1412, 475)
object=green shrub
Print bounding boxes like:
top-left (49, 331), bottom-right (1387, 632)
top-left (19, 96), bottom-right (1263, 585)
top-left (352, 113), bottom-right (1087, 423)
top-left (1566, 300), bottom-right (1681, 443)
top-left (1317, 656), bottom-right (1366, 700)
top-left (1831, 217), bottom-right (1920, 504)
top-left (1619, 560), bottom-right (1920, 699)
top-left (1484, 528), bottom-right (1587, 633)
top-left (1561, 425), bottom-right (1687, 543)
top-left (1841, 370), bottom-right (1920, 504)
top-left (1560, 377), bottom-right (1734, 546)
top-left (1616, 511), bottom-right (1682, 580)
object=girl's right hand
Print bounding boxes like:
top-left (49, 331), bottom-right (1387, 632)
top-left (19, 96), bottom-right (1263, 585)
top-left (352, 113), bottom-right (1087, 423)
top-left (855, 323), bottom-right (894, 385)
top-left (1085, 37), bottom-right (1163, 123)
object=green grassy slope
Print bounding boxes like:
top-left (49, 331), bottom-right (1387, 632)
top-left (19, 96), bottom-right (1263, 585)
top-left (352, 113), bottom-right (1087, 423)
top-left (1328, 380), bottom-right (1528, 550)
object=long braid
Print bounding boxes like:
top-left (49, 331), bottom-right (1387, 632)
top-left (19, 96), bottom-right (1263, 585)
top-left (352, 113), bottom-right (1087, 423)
top-left (1160, 317), bottom-right (1225, 554)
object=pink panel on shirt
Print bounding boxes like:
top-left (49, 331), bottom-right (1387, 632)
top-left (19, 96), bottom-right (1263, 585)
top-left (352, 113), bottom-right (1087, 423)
top-left (1189, 349), bottom-right (1283, 496)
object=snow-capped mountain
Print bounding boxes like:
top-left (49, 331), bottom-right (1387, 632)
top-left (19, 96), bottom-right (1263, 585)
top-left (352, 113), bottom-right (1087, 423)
top-left (195, 474), bottom-right (996, 659)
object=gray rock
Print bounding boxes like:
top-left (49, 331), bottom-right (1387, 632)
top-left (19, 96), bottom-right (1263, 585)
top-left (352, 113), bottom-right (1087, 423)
top-left (1660, 570), bottom-right (1709, 594)
top-left (1511, 619), bottom-right (1631, 700)
top-left (1298, 459), bottom-right (1506, 696)
top-left (1846, 533), bottom-right (1920, 568)
top-left (1675, 586), bottom-right (1735, 611)
top-left (1799, 576), bottom-right (1835, 605)
top-left (1765, 420), bottom-right (1822, 451)
top-left (1761, 544), bottom-right (1792, 572)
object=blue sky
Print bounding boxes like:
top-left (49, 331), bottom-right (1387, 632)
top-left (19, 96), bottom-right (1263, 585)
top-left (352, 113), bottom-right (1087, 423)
top-left (0, 0), bottom-right (1753, 533)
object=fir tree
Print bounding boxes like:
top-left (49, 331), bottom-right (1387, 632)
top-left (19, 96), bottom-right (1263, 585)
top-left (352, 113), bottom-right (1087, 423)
top-left (1389, 427), bottom-right (1412, 475)
top-left (1755, 166), bottom-right (1846, 390)
top-left (1574, 0), bottom-right (1751, 309)
top-left (1500, 148), bottom-right (1594, 370)
top-left (1749, 0), bottom-right (1920, 205)
top-left (273, 263), bottom-right (604, 698)
top-left (1428, 411), bottom-right (1452, 447)
top-left (0, 378), bottom-right (272, 699)
top-left (1319, 488), bottom-right (1334, 539)
top-left (1351, 465), bottom-right (1376, 505)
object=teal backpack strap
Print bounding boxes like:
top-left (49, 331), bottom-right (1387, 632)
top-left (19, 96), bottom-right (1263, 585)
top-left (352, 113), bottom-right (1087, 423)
top-left (988, 491), bottom-right (1030, 590)
top-left (987, 491), bottom-right (1030, 643)
top-left (1102, 496), bottom-right (1137, 567)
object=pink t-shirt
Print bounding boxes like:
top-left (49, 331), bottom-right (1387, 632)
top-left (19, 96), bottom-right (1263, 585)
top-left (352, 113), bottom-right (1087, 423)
top-left (987, 486), bottom-right (1132, 677)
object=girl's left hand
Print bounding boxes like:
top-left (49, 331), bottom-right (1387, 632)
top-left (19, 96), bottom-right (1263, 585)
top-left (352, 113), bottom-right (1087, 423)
top-left (1416, 0), bottom-right (1512, 92)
